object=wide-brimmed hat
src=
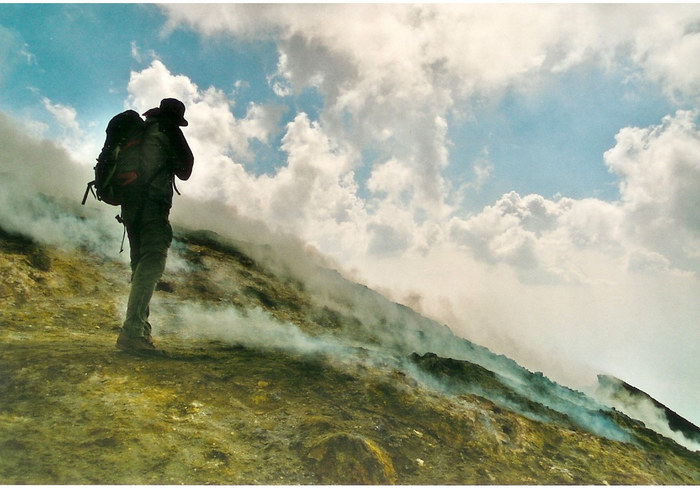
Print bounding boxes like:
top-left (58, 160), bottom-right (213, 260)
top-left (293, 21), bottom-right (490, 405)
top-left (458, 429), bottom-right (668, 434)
top-left (143, 98), bottom-right (188, 126)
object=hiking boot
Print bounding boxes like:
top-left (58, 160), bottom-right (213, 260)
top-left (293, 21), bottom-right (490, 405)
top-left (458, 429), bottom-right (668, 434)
top-left (116, 333), bottom-right (157, 355)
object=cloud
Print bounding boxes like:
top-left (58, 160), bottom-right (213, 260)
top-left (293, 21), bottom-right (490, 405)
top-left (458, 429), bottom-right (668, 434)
top-left (448, 192), bottom-right (592, 283)
top-left (41, 97), bottom-right (82, 142)
top-left (159, 3), bottom-right (700, 254)
top-left (130, 41), bottom-right (157, 65)
top-left (446, 109), bottom-right (700, 281)
top-left (160, 5), bottom-right (454, 218)
top-left (605, 110), bottom-right (700, 271)
top-left (238, 102), bottom-right (284, 148)
top-left (621, 5), bottom-right (700, 104)
top-left (123, 61), bottom-right (373, 259)
top-left (122, 57), bottom-right (442, 267)
top-left (367, 158), bottom-right (412, 200)
top-left (31, 97), bottom-right (101, 169)
top-left (125, 60), bottom-right (284, 200)
top-left (126, 59), bottom-right (200, 112)
top-left (161, 5), bottom-right (700, 124)
top-left (366, 222), bottom-right (411, 258)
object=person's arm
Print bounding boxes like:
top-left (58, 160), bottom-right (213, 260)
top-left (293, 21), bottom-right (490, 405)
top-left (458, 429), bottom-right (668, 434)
top-left (160, 120), bottom-right (194, 181)
top-left (170, 127), bottom-right (194, 181)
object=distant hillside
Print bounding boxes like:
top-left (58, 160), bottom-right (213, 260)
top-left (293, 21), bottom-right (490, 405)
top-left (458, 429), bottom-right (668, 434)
top-left (1, 224), bottom-right (699, 484)
top-left (596, 374), bottom-right (700, 449)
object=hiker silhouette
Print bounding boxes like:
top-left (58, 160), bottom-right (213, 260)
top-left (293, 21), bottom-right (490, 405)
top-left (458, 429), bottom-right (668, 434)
top-left (114, 98), bottom-right (194, 355)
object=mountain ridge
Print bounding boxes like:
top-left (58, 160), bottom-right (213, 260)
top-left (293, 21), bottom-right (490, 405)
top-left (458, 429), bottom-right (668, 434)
top-left (596, 374), bottom-right (700, 447)
top-left (1, 223), bottom-right (700, 484)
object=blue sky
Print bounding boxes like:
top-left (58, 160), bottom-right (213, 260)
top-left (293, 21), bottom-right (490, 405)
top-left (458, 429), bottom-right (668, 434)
top-left (2, 4), bottom-right (700, 431)
top-left (452, 64), bottom-right (677, 206)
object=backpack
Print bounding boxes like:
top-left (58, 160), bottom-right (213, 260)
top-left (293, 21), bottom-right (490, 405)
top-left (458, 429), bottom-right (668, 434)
top-left (82, 110), bottom-right (148, 206)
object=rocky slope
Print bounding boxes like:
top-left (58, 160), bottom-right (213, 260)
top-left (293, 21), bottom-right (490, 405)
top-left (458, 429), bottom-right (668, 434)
top-left (1, 225), bottom-right (699, 484)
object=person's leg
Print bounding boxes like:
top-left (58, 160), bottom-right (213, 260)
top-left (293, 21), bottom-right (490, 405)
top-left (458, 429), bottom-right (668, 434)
top-left (120, 201), bottom-right (172, 340)
top-left (120, 204), bottom-right (143, 339)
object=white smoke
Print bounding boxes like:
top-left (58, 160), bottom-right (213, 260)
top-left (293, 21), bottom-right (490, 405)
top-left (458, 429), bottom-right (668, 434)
top-left (156, 293), bottom-right (632, 444)
top-left (595, 381), bottom-right (700, 452)
top-left (0, 111), bottom-right (127, 258)
top-left (169, 303), bottom-right (354, 359)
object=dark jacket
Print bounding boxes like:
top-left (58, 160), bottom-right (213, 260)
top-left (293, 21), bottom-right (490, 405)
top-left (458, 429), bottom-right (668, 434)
top-left (124, 115), bottom-right (194, 207)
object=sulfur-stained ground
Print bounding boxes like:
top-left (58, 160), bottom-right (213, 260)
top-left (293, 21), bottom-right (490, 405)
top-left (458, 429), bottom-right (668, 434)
top-left (1, 229), bottom-right (699, 484)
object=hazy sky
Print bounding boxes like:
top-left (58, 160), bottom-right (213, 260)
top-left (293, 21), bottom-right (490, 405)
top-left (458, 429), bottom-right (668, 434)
top-left (2, 4), bottom-right (700, 426)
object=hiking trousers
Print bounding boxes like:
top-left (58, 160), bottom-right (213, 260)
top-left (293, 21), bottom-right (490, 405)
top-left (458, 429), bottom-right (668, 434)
top-left (121, 199), bottom-right (172, 338)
